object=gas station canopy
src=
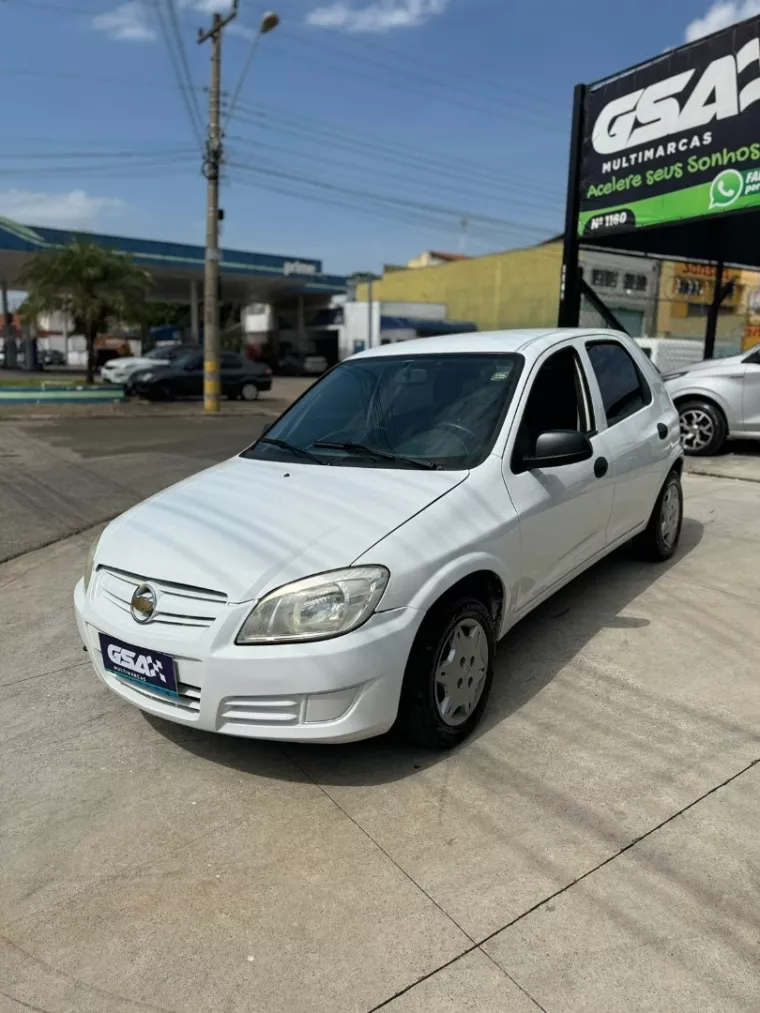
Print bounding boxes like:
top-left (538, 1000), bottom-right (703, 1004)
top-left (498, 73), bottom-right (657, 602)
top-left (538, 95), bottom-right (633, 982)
top-left (0, 217), bottom-right (347, 305)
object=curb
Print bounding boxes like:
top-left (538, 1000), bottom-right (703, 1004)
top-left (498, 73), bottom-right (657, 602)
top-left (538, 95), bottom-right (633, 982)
top-left (0, 405), bottom-right (284, 422)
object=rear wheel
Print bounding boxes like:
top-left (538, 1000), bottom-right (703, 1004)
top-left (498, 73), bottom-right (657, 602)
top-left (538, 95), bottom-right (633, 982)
top-left (634, 470), bottom-right (683, 562)
top-left (678, 400), bottom-right (726, 456)
top-left (240, 382), bottom-right (260, 402)
top-left (147, 383), bottom-right (173, 402)
top-left (396, 596), bottom-right (494, 749)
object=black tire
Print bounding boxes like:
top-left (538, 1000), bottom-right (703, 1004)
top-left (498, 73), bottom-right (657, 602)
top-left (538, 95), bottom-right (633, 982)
top-left (396, 596), bottom-right (495, 749)
top-left (147, 383), bottom-right (174, 402)
top-left (633, 470), bottom-right (683, 562)
top-left (678, 399), bottom-right (727, 456)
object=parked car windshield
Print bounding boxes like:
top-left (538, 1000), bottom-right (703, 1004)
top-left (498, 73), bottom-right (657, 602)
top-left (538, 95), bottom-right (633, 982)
top-left (244, 353), bottom-right (523, 471)
top-left (145, 347), bottom-right (173, 360)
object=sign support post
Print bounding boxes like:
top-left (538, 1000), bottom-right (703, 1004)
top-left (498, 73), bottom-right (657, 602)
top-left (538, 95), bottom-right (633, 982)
top-left (558, 84), bottom-right (587, 328)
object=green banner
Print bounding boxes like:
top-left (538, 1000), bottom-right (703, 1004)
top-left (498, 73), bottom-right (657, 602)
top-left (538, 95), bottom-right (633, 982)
top-left (578, 166), bottom-right (760, 237)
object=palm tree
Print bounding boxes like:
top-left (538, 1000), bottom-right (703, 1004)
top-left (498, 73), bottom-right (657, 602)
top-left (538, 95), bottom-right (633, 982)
top-left (19, 240), bottom-right (153, 384)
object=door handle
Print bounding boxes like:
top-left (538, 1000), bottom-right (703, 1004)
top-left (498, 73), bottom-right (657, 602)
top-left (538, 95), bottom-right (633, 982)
top-left (657, 423), bottom-right (668, 440)
top-left (594, 457), bottom-right (609, 478)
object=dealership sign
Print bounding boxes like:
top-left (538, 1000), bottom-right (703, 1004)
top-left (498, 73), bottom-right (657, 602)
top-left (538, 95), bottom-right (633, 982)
top-left (578, 16), bottom-right (760, 237)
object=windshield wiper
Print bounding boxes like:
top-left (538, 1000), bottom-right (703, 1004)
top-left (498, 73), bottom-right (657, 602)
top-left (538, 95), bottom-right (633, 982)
top-left (258, 437), bottom-right (327, 465)
top-left (314, 441), bottom-right (440, 470)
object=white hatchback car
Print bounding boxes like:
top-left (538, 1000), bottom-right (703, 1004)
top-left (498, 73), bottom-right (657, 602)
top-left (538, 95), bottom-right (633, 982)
top-left (75, 329), bottom-right (683, 748)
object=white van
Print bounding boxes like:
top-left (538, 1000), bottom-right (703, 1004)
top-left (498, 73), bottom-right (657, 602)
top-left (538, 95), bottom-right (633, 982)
top-left (635, 338), bottom-right (704, 374)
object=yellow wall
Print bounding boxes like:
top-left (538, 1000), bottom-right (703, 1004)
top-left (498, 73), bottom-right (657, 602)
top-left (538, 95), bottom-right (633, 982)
top-left (358, 242), bottom-right (563, 332)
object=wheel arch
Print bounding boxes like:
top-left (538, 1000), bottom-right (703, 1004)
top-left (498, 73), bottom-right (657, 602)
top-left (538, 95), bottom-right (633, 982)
top-left (416, 568), bottom-right (506, 636)
top-left (671, 391), bottom-right (730, 431)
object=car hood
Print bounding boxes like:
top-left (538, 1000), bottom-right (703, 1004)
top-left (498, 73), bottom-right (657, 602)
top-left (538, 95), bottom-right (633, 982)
top-left (104, 357), bottom-right (155, 372)
top-left (667, 351), bottom-right (745, 376)
top-left (96, 457), bottom-right (467, 602)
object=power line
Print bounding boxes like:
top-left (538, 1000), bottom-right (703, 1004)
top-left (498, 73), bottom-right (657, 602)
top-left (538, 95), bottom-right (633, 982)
top-left (229, 160), bottom-right (553, 238)
top-left (230, 104), bottom-right (562, 202)
top-left (273, 26), bottom-right (565, 128)
top-left (163, 0), bottom-right (205, 134)
top-left (227, 135), bottom-right (561, 221)
top-left (261, 33), bottom-right (561, 133)
top-left (152, 0), bottom-right (205, 148)
top-left (228, 170), bottom-right (517, 247)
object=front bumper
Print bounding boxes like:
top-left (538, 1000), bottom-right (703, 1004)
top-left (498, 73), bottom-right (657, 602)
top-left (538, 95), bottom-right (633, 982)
top-left (74, 578), bottom-right (420, 743)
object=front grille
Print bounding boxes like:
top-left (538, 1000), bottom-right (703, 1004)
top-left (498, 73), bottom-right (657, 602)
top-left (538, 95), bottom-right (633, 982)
top-left (98, 567), bottom-right (227, 631)
top-left (126, 678), bottom-right (202, 715)
top-left (218, 695), bottom-right (302, 727)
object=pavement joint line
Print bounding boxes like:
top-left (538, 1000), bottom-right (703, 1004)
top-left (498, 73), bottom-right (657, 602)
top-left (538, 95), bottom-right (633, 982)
top-left (0, 514), bottom-right (121, 567)
top-left (476, 950), bottom-right (551, 1013)
top-left (474, 750), bottom-right (760, 952)
top-left (661, 570), bottom-right (760, 608)
top-left (0, 988), bottom-right (55, 1013)
top-left (686, 466), bottom-right (760, 484)
top-left (2, 660), bottom-right (90, 689)
top-left (281, 746), bottom-right (550, 1013)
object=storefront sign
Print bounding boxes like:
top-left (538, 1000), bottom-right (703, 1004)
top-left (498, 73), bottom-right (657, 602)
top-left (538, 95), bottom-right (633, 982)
top-left (578, 16), bottom-right (760, 236)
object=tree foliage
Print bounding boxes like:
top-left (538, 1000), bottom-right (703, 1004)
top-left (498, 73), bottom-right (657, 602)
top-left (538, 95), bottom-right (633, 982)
top-left (19, 240), bottom-right (153, 383)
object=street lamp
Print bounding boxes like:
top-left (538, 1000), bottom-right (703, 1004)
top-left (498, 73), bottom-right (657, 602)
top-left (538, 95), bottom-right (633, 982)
top-left (260, 11), bottom-right (280, 33)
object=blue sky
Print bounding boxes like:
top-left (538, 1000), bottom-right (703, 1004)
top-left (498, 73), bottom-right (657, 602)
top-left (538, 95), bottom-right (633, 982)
top-left (1, 0), bottom-right (755, 275)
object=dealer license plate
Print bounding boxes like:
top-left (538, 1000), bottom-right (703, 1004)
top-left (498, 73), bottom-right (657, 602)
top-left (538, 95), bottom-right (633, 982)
top-left (99, 633), bottom-right (179, 698)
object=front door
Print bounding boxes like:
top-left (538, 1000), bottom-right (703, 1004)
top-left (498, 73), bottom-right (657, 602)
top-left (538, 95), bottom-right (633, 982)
top-left (742, 357), bottom-right (760, 434)
top-left (504, 343), bottom-right (615, 613)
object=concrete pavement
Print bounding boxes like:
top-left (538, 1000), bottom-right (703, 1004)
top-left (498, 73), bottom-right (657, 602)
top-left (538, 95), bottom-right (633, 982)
top-left (3, 473), bottom-right (760, 1012)
top-left (0, 414), bottom-right (269, 562)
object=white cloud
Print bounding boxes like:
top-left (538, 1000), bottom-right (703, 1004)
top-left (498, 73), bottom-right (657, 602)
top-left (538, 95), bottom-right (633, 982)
top-left (0, 190), bottom-right (125, 230)
top-left (306, 0), bottom-right (448, 33)
top-left (685, 0), bottom-right (760, 42)
top-left (92, 1), bottom-right (156, 41)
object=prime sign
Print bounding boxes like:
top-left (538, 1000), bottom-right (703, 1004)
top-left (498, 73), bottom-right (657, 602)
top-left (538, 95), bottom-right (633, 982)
top-left (578, 17), bottom-right (760, 236)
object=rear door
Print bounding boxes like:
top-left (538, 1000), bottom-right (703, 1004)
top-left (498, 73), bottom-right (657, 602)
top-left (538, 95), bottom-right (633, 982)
top-left (582, 337), bottom-right (672, 544)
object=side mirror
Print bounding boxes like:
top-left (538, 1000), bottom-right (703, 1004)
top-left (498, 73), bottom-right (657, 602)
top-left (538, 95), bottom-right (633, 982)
top-left (521, 430), bottom-right (593, 470)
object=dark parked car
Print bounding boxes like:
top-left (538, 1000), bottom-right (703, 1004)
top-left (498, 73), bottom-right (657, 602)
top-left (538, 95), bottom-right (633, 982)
top-left (128, 350), bottom-right (272, 401)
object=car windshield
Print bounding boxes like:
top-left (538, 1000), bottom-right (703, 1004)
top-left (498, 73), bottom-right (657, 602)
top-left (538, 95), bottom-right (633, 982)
top-left (145, 346), bottom-right (172, 360)
top-left (243, 352), bottom-right (523, 471)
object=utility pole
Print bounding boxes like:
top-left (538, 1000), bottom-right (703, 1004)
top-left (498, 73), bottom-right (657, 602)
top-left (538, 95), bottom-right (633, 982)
top-left (198, 2), bottom-right (237, 413)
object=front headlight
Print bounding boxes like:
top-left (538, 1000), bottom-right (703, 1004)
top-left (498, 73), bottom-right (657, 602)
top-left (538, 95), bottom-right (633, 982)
top-left (236, 566), bottom-right (390, 645)
top-left (662, 371), bottom-right (687, 381)
top-left (138, 371), bottom-right (154, 382)
top-left (84, 534), bottom-right (100, 591)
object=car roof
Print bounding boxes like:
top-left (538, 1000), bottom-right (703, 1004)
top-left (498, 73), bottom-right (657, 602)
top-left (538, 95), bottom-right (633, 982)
top-left (353, 328), bottom-right (624, 362)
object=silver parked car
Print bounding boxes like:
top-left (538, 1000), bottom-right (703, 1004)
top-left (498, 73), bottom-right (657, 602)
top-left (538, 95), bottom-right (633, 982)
top-left (664, 343), bottom-right (760, 455)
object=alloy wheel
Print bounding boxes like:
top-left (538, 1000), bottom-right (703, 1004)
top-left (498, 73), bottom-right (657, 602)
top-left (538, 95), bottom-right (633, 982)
top-left (679, 408), bottom-right (714, 452)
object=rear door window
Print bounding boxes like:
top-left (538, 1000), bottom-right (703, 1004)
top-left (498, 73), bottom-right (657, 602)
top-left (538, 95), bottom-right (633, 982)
top-left (586, 340), bottom-right (652, 426)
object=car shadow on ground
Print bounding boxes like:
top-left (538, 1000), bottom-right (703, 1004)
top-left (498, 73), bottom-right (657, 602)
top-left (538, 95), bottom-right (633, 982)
top-left (146, 517), bottom-right (704, 787)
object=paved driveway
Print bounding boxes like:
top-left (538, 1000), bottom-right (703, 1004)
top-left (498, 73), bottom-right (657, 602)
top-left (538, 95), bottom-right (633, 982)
top-left (3, 474), bottom-right (760, 1012)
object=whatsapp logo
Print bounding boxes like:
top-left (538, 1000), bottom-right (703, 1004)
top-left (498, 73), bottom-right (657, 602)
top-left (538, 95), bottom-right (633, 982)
top-left (709, 169), bottom-right (744, 210)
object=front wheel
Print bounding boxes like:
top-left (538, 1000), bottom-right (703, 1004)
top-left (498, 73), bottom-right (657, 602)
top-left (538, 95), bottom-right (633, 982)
top-left (396, 596), bottom-right (495, 749)
top-left (678, 400), bottom-right (726, 456)
top-left (634, 470), bottom-right (683, 562)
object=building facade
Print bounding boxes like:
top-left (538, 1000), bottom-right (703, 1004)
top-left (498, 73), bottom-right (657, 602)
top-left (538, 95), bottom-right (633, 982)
top-left (357, 242), bottom-right (661, 337)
